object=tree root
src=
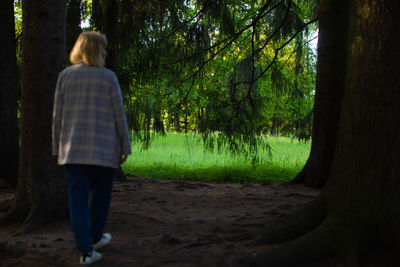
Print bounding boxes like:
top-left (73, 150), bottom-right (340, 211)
top-left (0, 196), bottom-right (68, 234)
top-left (235, 191), bottom-right (377, 267)
top-left (237, 212), bottom-right (363, 267)
top-left (0, 198), bottom-right (14, 212)
top-left (0, 200), bottom-right (29, 226)
top-left (246, 195), bottom-right (326, 246)
top-left (0, 241), bottom-right (27, 259)
top-left (290, 166), bottom-right (306, 185)
top-left (289, 156), bottom-right (329, 188)
top-left (19, 201), bottom-right (68, 234)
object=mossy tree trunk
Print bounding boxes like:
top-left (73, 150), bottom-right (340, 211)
top-left (244, 0), bottom-right (400, 266)
top-left (291, 0), bottom-right (349, 188)
top-left (0, 0), bottom-right (19, 188)
top-left (0, 0), bottom-right (68, 233)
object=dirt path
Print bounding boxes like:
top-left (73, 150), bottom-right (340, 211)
top-left (0, 176), bottom-right (338, 267)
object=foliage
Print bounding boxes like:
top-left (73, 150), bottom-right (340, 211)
top-left (98, 0), bottom-right (318, 161)
top-left (14, 0), bottom-right (318, 160)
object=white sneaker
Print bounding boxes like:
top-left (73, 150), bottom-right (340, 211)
top-left (93, 233), bottom-right (112, 250)
top-left (80, 250), bottom-right (102, 265)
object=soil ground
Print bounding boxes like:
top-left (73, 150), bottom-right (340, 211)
top-left (0, 177), bottom-right (396, 267)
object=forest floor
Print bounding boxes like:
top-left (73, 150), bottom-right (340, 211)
top-left (0, 176), bottom-right (396, 267)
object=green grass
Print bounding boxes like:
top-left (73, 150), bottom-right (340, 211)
top-left (122, 132), bottom-right (311, 183)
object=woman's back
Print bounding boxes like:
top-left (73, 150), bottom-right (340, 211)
top-left (53, 63), bottom-right (131, 168)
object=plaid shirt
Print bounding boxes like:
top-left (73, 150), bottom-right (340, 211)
top-left (52, 63), bottom-right (131, 169)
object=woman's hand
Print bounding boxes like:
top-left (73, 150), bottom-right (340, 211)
top-left (119, 155), bottom-right (128, 165)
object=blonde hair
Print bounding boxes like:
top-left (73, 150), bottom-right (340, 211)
top-left (70, 31), bottom-right (108, 66)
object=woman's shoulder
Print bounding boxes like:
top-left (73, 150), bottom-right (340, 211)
top-left (99, 66), bottom-right (117, 77)
top-left (58, 64), bottom-right (118, 87)
top-left (59, 63), bottom-right (85, 76)
top-left (60, 64), bottom-right (113, 76)
top-left (97, 67), bottom-right (119, 84)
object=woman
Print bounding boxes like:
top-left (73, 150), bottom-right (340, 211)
top-left (52, 31), bottom-right (131, 265)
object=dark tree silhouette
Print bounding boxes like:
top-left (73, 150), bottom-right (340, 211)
top-left (66, 0), bottom-right (82, 55)
top-left (0, 0), bottom-right (19, 188)
top-left (102, 0), bottom-right (120, 74)
top-left (0, 0), bottom-right (68, 233)
top-left (95, 0), bottom-right (127, 181)
top-left (291, 0), bottom-right (349, 188)
top-left (243, 0), bottom-right (400, 265)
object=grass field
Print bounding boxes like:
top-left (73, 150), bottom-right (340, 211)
top-left (122, 133), bottom-right (311, 183)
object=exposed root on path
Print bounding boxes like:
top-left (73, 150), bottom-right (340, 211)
top-left (0, 200), bottom-right (29, 227)
top-left (0, 198), bottom-right (14, 212)
top-left (20, 207), bottom-right (53, 234)
top-left (0, 197), bottom-right (68, 234)
top-left (289, 156), bottom-right (330, 188)
top-left (19, 200), bottom-right (68, 234)
top-left (236, 195), bottom-right (381, 267)
top-left (0, 240), bottom-right (27, 259)
top-left (247, 195), bottom-right (326, 246)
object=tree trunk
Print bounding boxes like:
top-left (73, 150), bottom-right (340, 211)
top-left (291, 0), bottom-right (349, 188)
top-left (102, 0), bottom-right (119, 74)
top-left (241, 0), bottom-right (400, 266)
top-left (90, 0), bottom-right (103, 31)
top-left (100, 0), bottom-right (127, 181)
top-left (0, 0), bottom-right (19, 188)
top-left (184, 114), bottom-right (188, 134)
top-left (270, 116), bottom-right (279, 136)
top-left (0, 0), bottom-right (68, 233)
top-left (66, 0), bottom-right (82, 56)
top-left (175, 112), bottom-right (181, 132)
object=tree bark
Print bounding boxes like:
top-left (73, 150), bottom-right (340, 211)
top-left (102, 0), bottom-right (119, 74)
top-left (66, 0), bottom-right (82, 56)
top-left (0, 0), bottom-right (19, 188)
top-left (0, 0), bottom-right (68, 232)
top-left (241, 0), bottom-right (400, 266)
top-left (175, 112), bottom-right (181, 132)
top-left (270, 116), bottom-right (279, 136)
top-left (291, 0), bottom-right (349, 188)
top-left (90, 0), bottom-right (103, 31)
top-left (100, 0), bottom-right (127, 181)
top-left (184, 114), bottom-right (188, 134)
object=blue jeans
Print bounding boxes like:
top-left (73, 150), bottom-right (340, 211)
top-left (65, 164), bottom-right (115, 253)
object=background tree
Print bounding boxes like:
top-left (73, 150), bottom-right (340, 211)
top-left (66, 0), bottom-right (82, 56)
top-left (101, 0), bottom-right (120, 73)
top-left (0, 0), bottom-right (68, 232)
top-left (89, 0), bottom-right (120, 73)
top-left (90, 0), bottom-right (103, 31)
top-left (241, 0), bottom-right (400, 265)
top-left (0, 0), bottom-right (19, 188)
top-left (291, 0), bottom-right (348, 188)
top-left (91, 0), bottom-right (128, 180)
